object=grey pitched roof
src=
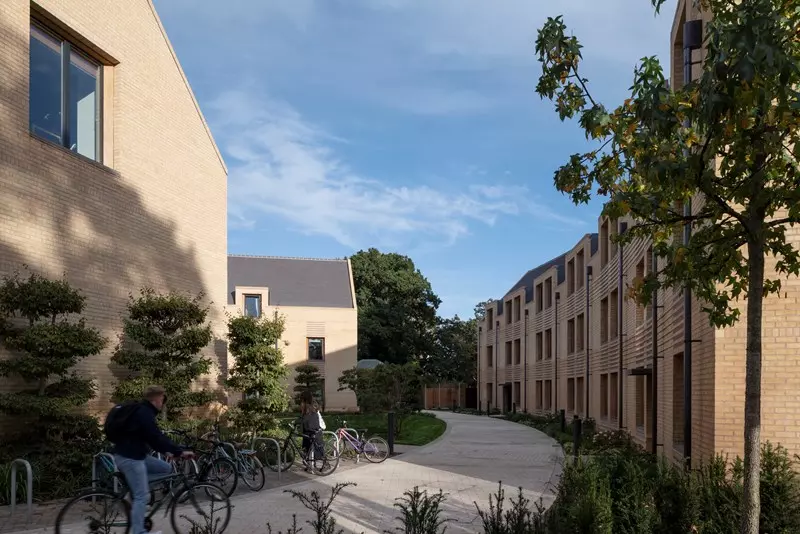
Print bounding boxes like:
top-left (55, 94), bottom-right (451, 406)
top-left (227, 255), bottom-right (355, 308)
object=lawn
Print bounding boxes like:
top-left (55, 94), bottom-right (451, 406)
top-left (323, 413), bottom-right (447, 446)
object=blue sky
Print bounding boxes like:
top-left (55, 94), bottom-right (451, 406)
top-left (153, 0), bottom-right (676, 319)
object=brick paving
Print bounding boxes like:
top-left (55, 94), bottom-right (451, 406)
top-left (2, 412), bottom-right (563, 534)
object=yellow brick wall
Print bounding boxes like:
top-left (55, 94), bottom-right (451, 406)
top-left (0, 0), bottom-right (228, 420)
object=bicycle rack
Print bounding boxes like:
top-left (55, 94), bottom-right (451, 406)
top-left (250, 437), bottom-right (282, 481)
top-left (91, 452), bottom-right (120, 502)
top-left (219, 441), bottom-right (238, 460)
top-left (9, 458), bottom-right (33, 523)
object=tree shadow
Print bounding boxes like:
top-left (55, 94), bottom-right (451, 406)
top-left (0, 14), bottom-right (227, 417)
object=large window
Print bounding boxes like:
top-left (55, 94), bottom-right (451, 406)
top-left (308, 338), bottom-right (325, 361)
top-left (243, 295), bottom-right (261, 317)
top-left (30, 24), bottom-right (102, 162)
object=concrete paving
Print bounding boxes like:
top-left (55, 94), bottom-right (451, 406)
top-left (3, 411), bottom-right (564, 534)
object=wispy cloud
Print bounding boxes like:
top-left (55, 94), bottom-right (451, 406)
top-left (208, 90), bottom-right (585, 249)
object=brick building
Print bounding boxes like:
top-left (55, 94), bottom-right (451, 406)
top-left (0, 0), bottom-right (229, 417)
top-left (477, 0), bottom-right (800, 465)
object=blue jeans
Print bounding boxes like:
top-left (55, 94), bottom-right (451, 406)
top-left (115, 454), bottom-right (173, 534)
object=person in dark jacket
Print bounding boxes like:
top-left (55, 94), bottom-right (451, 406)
top-left (112, 385), bottom-right (193, 534)
top-left (299, 391), bottom-right (325, 471)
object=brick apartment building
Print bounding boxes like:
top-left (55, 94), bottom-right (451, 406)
top-left (0, 0), bottom-right (229, 415)
top-left (477, 0), bottom-right (800, 465)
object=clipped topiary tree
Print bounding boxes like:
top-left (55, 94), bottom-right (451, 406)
top-left (293, 363), bottom-right (324, 408)
top-left (0, 270), bottom-right (107, 442)
top-left (111, 288), bottom-right (214, 420)
top-left (226, 310), bottom-right (289, 433)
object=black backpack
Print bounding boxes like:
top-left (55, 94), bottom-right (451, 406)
top-left (104, 401), bottom-right (141, 443)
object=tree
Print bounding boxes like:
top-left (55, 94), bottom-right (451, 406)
top-left (534, 2), bottom-right (800, 532)
top-left (473, 301), bottom-right (490, 321)
top-left (111, 288), bottom-right (214, 420)
top-left (423, 316), bottom-right (477, 386)
top-left (293, 363), bottom-right (324, 408)
top-left (226, 311), bottom-right (289, 432)
top-left (0, 270), bottom-right (106, 442)
top-left (350, 248), bottom-right (441, 365)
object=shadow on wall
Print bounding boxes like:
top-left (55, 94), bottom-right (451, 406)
top-left (284, 346), bottom-right (359, 412)
top-left (0, 17), bottom-right (225, 412)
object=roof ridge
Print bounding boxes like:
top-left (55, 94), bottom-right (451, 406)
top-left (228, 254), bottom-right (348, 262)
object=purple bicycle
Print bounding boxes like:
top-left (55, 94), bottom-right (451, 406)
top-left (334, 422), bottom-right (390, 463)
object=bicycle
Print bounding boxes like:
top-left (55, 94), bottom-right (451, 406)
top-left (201, 424), bottom-right (266, 491)
top-left (165, 429), bottom-right (239, 497)
top-left (261, 419), bottom-right (339, 476)
top-left (55, 457), bottom-right (232, 534)
top-left (334, 422), bottom-right (390, 463)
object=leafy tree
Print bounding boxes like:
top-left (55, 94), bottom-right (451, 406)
top-left (111, 288), bottom-right (214, 420)
top-left (293, 363), bottom-right (324, 408)
top-left (0, 270), bottom-right (106, 442)
top-left (350, 248), bottom-right (441, 365)
top-left (226, 311), bottom-right (289, 432)
top-left (423, 316), bottom-right (477, 386)
top-left (473, 301), bottom-right (490, 321)
top-left (535, 1), bottom-right (800, 531)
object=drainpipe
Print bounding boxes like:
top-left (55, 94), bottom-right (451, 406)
top-left (618, 222), bottom-right (627, 428)
top-left (682, 18), bottom-right (703, 470)
top-left (524, 309), bottom-right (529, 412)
top-left (585, 265), bottom-right (593, 418)
top-left (477, 325), bottom-right (482, 411)
top-left (651, 246), bottom-right (659, 455)
top-left (554, 292), bottom-right (560, 414)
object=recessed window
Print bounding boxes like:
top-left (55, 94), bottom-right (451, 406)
top-left (30, 24), bottom-right (102, 162)
top-left (243, 294), bottom-right (261, 317)
top-left (308, 337), bottom-right (325, 361)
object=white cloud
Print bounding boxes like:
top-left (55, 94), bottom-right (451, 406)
top-left (209, 90), bottom-right (585, 249)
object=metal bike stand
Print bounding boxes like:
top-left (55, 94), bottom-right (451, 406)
top-left (339, 428), bottom-right (360, 463)
top-left (91, 452), bottom-right (120, 502)
top-left (10, 458), bottom-right (33, 523)
top-left (250, 437), bottom-right (282, 481)
top-left (220, 442), bottom-right (238, 460)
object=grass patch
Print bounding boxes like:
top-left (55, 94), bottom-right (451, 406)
top-left (325, 413), bottom-right (446, 446)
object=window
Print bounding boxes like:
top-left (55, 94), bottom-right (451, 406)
top-left (600, 297), bottom-right (609, 343)
top-left (576, 313), bottom-right (585, 351)
top-left (535, 381), bottom-right (543, 410)
top-left (635, 258), bottom-right (646, 326)
top-left (513, 381), bottom-right (521, 407)
top-left (513, 296), bottom-right (521, 322)
top-left (486, 383), bottom-right (494, 405)
top-left (505, 341), bottom-right (512, 365)
top-left (308, 338), bottom-right (325, 361)
top-left (576, 377), bottom-right (585, 413)
top-left (610, 372), bottom-right (619, 421)
top-left (536, 284), bottom-right (544, 312)
top-left (610, 289), bottom-right (619, 340)
top-left (576, 249), bottom-right (585, 289)
top-left (536, 332), bottom-right (543, 361)
top-left (505, 300), bottom-right (512, 324)
top-left (609, 219), bottom-right (619, 259)
top-left (545, 329), bottom-right (552, 359)
top-left (486, 346), bottom-right (494, 367)
top-left (567, 378), bottom-right (575, 411)
top-left (243, 295), bottom-right (261, 317)
top-left (30, 24), bottom-right (102, 162)
top-left (600, 373), bottom-right (609, 418)
top-left (487, 308), bottom-right (494, 329)
top-left (635, 375), bottom-right (645, 431)
top-left (567, 258), bottom-right (575, 295)
top-left (545, 278), bottom-right (553, 308)
top-left (544, 380), bottom-right (552, 411)
top-left (645, 247), bottom-right (654, 321)
top-left (567, 319), bottom-right (575, 354)
top-left (513, 338), bottom-right (521, 365)
top-left (600, 219), bottom-right (610, 267)
top-left (673, 352), bottom-right (685, 450)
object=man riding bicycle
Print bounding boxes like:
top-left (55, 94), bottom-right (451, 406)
top-left (105, 385), bottom-right (194, 534)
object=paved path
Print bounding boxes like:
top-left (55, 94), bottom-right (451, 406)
top-left (3, 412), bottom-right (563, 534)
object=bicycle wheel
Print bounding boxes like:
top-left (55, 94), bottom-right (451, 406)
top-left (259, 440), bottom-right (295, 472)
top-left (55, 490), bottom-right (131, 534)
top-left (311, 436), bottom-right (340, 476)
top-left (199, 456), bottom-right (238, 497)
top-left (363, 436), bottom-right (390, 463)
top-left (170, 482), bottom-right (232, 534)
top-left (240, 453), bottom-right (266, 491)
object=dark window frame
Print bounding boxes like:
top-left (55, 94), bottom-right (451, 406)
top-left (29, 21), bottom-right (104, 163)
top-left (307, 337), bottom-right (325, 361)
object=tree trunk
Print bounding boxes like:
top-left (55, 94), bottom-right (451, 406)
top-left (740, 238), bottom-right (765, 534)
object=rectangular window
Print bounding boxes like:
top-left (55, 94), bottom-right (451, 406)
top-left (567, 258), bottom-right (575, 295)
top-left (673, 352), bottom-right (685, 449)
top-left (513, 338), bottom-right (521, 365)
top-left (513, 296), bottom-right (521, 322)
top-left (486, 383), bottom-right (494, 405)
top-left (513, 381), bottom-right (521, 407)
top-left (600, 297), bottom-right (609, 343)
top-left (635, 375), bottom-right (645, 431)
top-left (243, 295), bottom-right (261, 317)
top-left (635, 258), bottom-right (646, 326)
top-left (610, 372), bottom-right (619, 421)
top-left (600, 220), bottom-right (610, 267)
top-left (536, 284), bottom-right (544, 312)
top-left (576, 249), bottom-right (585, 289)
top-left (30, 24), bottom-right (102, 162)
top-left (505, 300), bottom-right (513, 324)
top-left (486, 346), bottom-right (494, 367)
top-left (308, 338), bottom-right (325, 361)
top-left (576, 313), bottom-right (585, 351)
top-left (544, 380), bottom-right (552, 411)
top-left (600, 373), bottom-right (609, 418)
top-left (535, 381), bottom-right (543, 410)
top-left (645, 247), bottom-right (654, 321)
top-left (576, 377), bottom-right (584, 413)
top-left (610, 289), bottom-right (619, 340)
top-left (567, 378), bottom-right (575, 411)
top-left (567, 319), bottom-right (575, 354)
top-left (545, 329), bottom-right (552, 359)
top-left (536, 332), bottom-right (543, 361)
top-left (487, 308), bottom-right (494, 329)
top-left (505, 341), bottom-right (512, 365)
top-left (545, 278), bottom-right (553, 308)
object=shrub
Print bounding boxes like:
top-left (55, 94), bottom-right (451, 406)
top-left (474, 482), bottom-right (548, 534)
top-left (389, 486), bottom-right (452, 534)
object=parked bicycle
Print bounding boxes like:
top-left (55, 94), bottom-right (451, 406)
top-left (55, 461), bottom-right (232, 534)
top-left (334, 422), bottom-right (390, 463)
top-left (261, 419), bottom-right (339, 476)
top-left (165, 429), bottom-right (239, 497)
top-left (201, 423), bottom-right (266, 491)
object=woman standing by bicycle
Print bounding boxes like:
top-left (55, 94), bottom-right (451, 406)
top-left (299, 391), bottom-right (325, 471)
